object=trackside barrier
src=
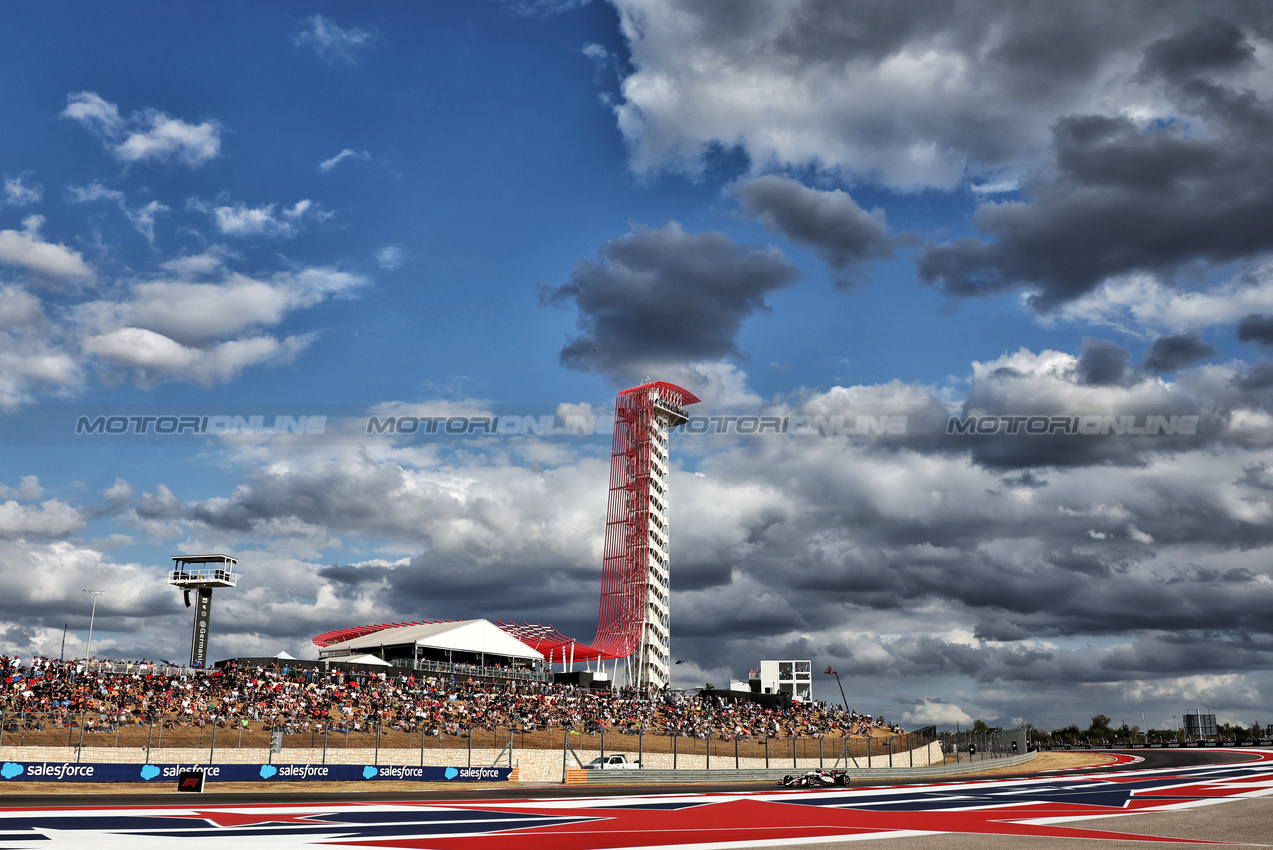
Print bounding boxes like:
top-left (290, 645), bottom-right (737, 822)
top-left (0, 760), bottom-right (516, 784)
top-left (567, 751), bottom-right (1038, 785)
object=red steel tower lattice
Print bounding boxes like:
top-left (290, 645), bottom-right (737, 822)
top-left (591, 381), bottom-right (699, 689)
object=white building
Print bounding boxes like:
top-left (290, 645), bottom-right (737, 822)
top-left (758, 659), bottom-right (812, 700)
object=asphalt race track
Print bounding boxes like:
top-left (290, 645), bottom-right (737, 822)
top-left (1, 748), bottom-right (1270, 848)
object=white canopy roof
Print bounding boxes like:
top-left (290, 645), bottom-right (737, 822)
top-left (324, 619), bottom-right (544, 662)
top-left (343, 653), bottom-right (392, 666)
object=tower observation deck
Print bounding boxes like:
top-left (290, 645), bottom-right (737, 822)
top-left (591, 381), bottom-right (700, 689)
top-left (168, 554), bottom-right (238, 668)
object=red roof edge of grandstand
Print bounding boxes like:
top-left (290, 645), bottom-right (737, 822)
top-left (312, 619), bottom-right (446, 647)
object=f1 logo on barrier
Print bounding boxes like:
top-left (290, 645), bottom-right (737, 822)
top-left (177, 770), bottom-right (205, 793)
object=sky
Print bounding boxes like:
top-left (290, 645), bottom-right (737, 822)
top-left (3, 0), bottom-right (1273, 734)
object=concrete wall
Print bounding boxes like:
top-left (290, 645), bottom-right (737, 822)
top-left (1, 739), bottom-right (944, 784)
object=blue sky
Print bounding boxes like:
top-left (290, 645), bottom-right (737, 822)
top-left (4, 1), bottom-right (1273, 733)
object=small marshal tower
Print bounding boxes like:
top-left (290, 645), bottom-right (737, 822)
top-left (168, 554), bottom-right (238, 668)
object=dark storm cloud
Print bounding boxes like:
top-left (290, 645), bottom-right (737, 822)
top-left (1075, 338), bottom-right (1134, 386)
top-left (191, 461), bottom-right (434, 539)
top-left (1143, 332), bottom-right (1216, 374)
top-left (543, 222), bottom-right (800, 383)
top-left (1000, 470), bottom-right (1047, 490)
top-left (614, 0), bottom-right (1273, 187)
top-left (1136, 17), bottom-right (1257, 84)
top-left (731, 176), bottom-right (903, 290)
top-left (1237, 313), bottom-right (1273, 346)
top-left (863, 630), bottom-right (1273, 687)
top-left (917, 18), bottom-right (1273, 310)
top-left (1235, 463), bottom-right (1273, 490)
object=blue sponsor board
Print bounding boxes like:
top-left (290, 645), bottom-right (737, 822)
top-left (0, 761), bottom-right (511, 783)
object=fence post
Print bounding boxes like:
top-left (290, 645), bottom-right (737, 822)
top-left (0, 710), bottom-right (4, 751)
top-left (77, 710), bottom-right (86, 762)
top-left (793, 736), bottom-right (797, 769)
top-left (324, 725), bottom-right (328, 765)
top-left (210, 721), bottom-right (216, 763)
top-left (468, 728), bottom-right (472, 768)
top-left (146, 719), bottom-right (153, 764)
top-left (735, 736), bottom-right (739, 769)
top-left (600, 729), bottom-right (605, 762)
top-left (819, 737), bottom-right (823, 768)
top-left (888, 736), bottom-right (893, 768)
top-left (561, 727), bottom-right (568, 783)
top-left (639, 728), bottom-right (644, 768)
top-left (764, 736), bottom-right (769, 768)
top-left (673, 734), bottom-right (678, 770)
top-left (706, 732), bottom-right (711, 770)
top-left (375, 724), bottom-right (381, 766)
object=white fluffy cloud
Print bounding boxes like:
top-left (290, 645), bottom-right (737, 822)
top-left (62, 91), bottom-right (221, 168)
top-left (1050, 267), bottom-right (1273, 336)
top-left (319, 149), bottom-right (370, 172)
top-left (198, 198), bottom-right (328, 239)
top-left (67, 182), bottom-right (170, 243)
top-left (74, 267), bottom-right (366, 385)
top-left (293, 14), bottom-right (375, 63)
top-left (375, 246), bottom-right (406, 270)
top-left (0, 216), bottom-right (93, 282)
top-left (4, 176), bottom-right (42, 206)
top-left (81, 328), bottom-right (310, 386)
top-left (0, 286), bottom-right (80, 404)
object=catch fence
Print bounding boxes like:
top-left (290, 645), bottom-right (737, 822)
top-left (938, 727), bottom-right (1030, 762)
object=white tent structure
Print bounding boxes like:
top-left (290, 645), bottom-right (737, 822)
top-left (318, 618), bottom-right (544, 668)
top-left (343, 653), bottom-right (392, 666)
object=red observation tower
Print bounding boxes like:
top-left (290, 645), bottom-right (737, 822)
top-left (589, 381), bottom-right (699, 688)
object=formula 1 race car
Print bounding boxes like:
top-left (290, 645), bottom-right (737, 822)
top-left (779, 768), bottom-right (849, 787)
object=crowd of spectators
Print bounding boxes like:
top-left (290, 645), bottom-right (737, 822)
top-left (0, 655), bottom-right (904, 742)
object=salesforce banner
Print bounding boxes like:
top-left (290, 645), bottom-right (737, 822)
top-left (0, 761), bottom-right (512, 783)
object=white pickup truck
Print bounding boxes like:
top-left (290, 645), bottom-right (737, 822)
top-left (583, 754), bottom-right (641, 769)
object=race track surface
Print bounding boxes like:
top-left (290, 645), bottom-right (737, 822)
top-left (1, 748), bottom-right (1270, 848)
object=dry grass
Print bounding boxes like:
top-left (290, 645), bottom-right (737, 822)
top-left (953, 751), bottom-right (1116, 775)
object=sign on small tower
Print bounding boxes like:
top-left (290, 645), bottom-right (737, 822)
top-left (168, 554), bottom-right (238, 668)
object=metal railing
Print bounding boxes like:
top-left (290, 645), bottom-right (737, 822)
top-left (0, 708), bottom-right (937, 774)
top-left (379, 658), bottom-right (551, 683)
top-left (938, 726), bottom-right (1031, 761)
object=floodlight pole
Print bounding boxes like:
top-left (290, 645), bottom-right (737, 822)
top-left (825, 666), bottom-right (849, 713)
top-left (83, 589), bottom-right (107, 663)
